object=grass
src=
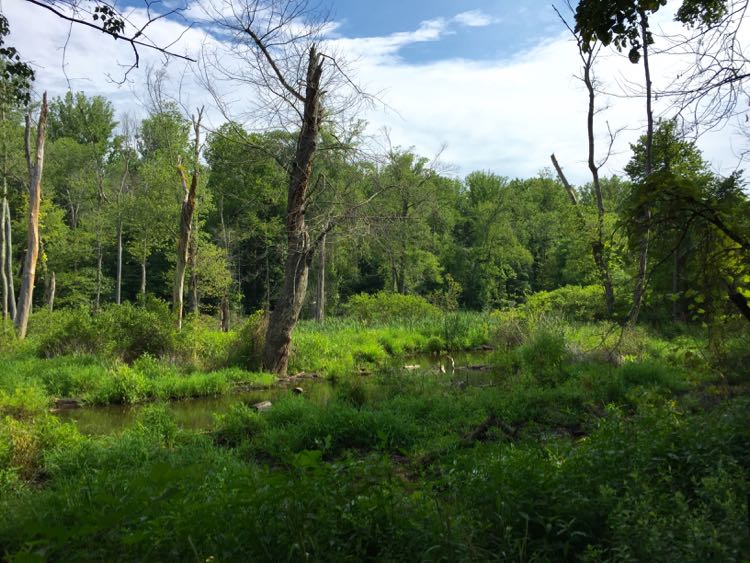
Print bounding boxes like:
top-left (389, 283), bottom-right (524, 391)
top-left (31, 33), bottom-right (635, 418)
top-left (0, 307), bottom-right (749, 560)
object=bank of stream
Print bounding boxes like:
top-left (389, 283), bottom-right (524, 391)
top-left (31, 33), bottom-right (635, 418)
top-left (54, 351), bottom-right (496, 435)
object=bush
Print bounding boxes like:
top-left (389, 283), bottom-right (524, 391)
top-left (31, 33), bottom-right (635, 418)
top-left (344, 292), bottom-right (439, 324)
top-left (37, 300), bottom-right (175, 363)
top-left (519, 325), bottom-right (569, 386)
top-left (524, 285), bottom-right (608, 322)
top-left (214, 403), bottom-right (268, 447)
top-left (37, 309), bottom-right (103, 358)
top-left (101, 300), bottom-right (175, 362)
top-left (228, 311), bottom-right (268, 370)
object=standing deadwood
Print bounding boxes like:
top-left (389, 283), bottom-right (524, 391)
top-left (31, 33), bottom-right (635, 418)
top-left (15, 92), bottom-right (48, 339)
top-left (173, 108), bottom-right (203, 330)
top-left (314, 231), bottom-right (326, 322)
top-left (203, 0), bottom-right (368, 375)
top-left (263, 46), bottom-right (325, 376)
top-left (188, 216), bottom-right (199, 314)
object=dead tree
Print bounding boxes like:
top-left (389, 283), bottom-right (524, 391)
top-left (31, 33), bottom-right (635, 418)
top-left (173, 108), bottom-right (203, 329)
top-left (202, 0), bottom-right (369, 376)
top-left (15, 92), bottom-right (48, 339)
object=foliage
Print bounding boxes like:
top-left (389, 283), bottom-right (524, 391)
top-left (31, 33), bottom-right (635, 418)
top-left (524, 284), bottom-right (609, 322)
top-left (344, 291), bottom-right (439, 323)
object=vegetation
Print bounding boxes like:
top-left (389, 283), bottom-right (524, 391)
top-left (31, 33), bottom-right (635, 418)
top-left (0, 0), bottom-right (749, 559)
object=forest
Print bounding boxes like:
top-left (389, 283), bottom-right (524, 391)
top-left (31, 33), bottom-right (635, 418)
top-left (0, 0), bottom-right (749, 560)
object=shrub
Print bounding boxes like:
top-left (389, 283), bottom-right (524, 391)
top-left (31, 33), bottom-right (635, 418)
top-left (214, 403), bottom-right (268, 447)
top-left (228, 311), bottom-right (268, 370)
top-left (101, 300), bottom-right (175, 362)
top-left (37, 300), bottom-right (175, 363)
top-left (344, 292), bottom-right (439, 324)
top-left (37, 309), bottom-right (103, 358)
top-left (519, 326), bottom-right (569, 386)
top-left (524, 285), bottom-right (608, 322)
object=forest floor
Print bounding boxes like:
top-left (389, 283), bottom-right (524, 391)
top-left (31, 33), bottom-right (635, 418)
top-left (1, 310), bottom-right (749, 560)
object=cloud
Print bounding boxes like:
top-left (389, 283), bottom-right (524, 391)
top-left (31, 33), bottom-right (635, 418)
top-left (4, 0), bottom-right (746, 184)
top-left (453, 10), bottom-right (498, 28)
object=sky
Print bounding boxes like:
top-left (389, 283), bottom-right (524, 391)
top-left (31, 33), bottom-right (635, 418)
top-left (3, 0), bottom-right (749, 183)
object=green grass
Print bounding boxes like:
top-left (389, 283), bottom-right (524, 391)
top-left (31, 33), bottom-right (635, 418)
top-left (1, 308), bottom-right (749, 560)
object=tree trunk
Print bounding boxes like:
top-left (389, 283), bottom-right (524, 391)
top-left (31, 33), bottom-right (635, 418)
top-left (220, 294), bottom-right (230, 332)
top-left (582, 50), bottom-right (615, 316)
top-left (315, 232), bottom-right (326, 322)
top-left (140, 254), bottom-right (147, 297)
top-left (188, 216), bottom-right (199, 314)
top-left (173, 109), bottom-right (203, 330)
top-left (95, 237), bottom-right (103, 311)
top-left (626, 13), bottom-right (654, 327)
top-left (0, 195), bottom-right (8, 322)
top-left (550, 153), bottom-right (614, 316)
top-left (116, 218), bottom-right (123, 304)
top-left (15, 93), bottom-right (48, 339)
top-left (44, 271), bottom-right (55, 312)
top-left (263, 46), bottom-right (324, 376)
top-left (5, 198), bottom-right (16, 321)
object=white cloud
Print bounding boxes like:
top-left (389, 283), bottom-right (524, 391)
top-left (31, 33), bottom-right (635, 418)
top-left (453, 10), bottom-right (498, 28)
top-left (3, 0), bottom-right (747, 184)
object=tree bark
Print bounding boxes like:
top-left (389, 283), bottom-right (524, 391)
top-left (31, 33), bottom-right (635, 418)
top-left (140, 253), bottom-right (147, 297)
top-left (4, 198), bottom-right (15, 321)
top-left (220, 294), bottom-right (230, 332)
top-left (0, 194), bottom-right (8, 322)
top-left (116, 218), bottom-right (123, 304)
top-left (15, 93), bottom-right (48, 339)
top-left (173, 108), bottom-right (203, 329)
top-left (315, 232), bottom-right (326, 322)
top-left (626, 13), bottom-right (654, 327)
top-left (188, 216), bottom-right (199, 314)
top-left (95, 236), bottom-right (103, 311)
top-left (262, 46), bottom-right (324, 376)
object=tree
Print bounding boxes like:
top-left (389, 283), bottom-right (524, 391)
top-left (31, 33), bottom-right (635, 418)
top-left (203, 0), bottom-right (366, 376)
top-left (574, 0), bottom-right (735, 324)
top-left (15, 93), bottom-right (48, 338)
top-left (173, 108), bottom-right (204, 329)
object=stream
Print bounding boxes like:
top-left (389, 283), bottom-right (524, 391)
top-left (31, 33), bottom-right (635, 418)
top-left (54, 351), bottom-right (496, 435)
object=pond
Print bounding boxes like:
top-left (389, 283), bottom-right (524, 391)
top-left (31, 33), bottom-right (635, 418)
top-left (54, 350), bottom-right (497, 435)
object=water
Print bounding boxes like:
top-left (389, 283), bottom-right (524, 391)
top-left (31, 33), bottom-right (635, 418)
top-left (54, 351), bottom-right (495, 435)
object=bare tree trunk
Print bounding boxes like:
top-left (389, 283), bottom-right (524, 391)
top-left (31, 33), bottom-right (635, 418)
top-left (188, 216), bottom-right (199, 314)
top-left (15, 93), bottom-right (48, 339)
top-left (626, 13), bottom-right (654, 327)
top-left (0, 194), bottom-right (8, 323)
top-left (315, 232), bottom-right (326, 322)
top-left (44, 271), bottom-right (55, 312)
top-left (4, 198), bottom-right (15, 321)
top-left (220, 294), bottom-right (230, 332)
top-left (582, 53), bottom-right (615, 316)
top-left (173, 108), bottom-right (203, 330)
top-left (95, 236), bottom-right (103, 311)
top-left (263, 46), bottom-right (323, 376)
top-left (140, 254), bottom-right (147, 297)
top-left (116, 218), bottom-right (123, 304)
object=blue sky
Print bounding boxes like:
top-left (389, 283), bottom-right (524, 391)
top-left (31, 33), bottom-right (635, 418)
top-left (328, 0), bottom-right (561, 63)
top-left (6, 0), bottom-right (746, 181)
